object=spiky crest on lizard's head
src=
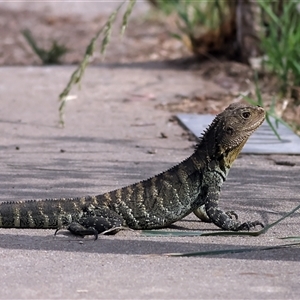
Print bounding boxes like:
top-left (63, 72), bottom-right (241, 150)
top-left (196, 102), bottom-right (265, 167)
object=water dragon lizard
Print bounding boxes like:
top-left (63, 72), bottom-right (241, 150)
top-left (0, 103), bottom-right (265, 239)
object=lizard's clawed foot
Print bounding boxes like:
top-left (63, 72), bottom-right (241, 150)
top-left (237, 220), bottom-right (264, 231)
top-left (55, 225), bottom-right (99, 240)
top-left (67, 222), bottom-right (99, 240)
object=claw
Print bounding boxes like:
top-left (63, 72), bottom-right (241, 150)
top-left (237, 220), bottom-right (264, 231)
top-left (225, 210), bottom-right (238, 220)
top-left (54, 227), bottom-right (62, 236)
top-left (90, 227), bottom-right (99, 240)
top-left (54, 226), bottom-right (98, 240)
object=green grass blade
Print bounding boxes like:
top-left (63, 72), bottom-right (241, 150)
top-left (97, 1), bottom-right (124, 47)
top-left (121, 0), bottom-right (136, 35)
top-left (265, 114), bottom-right (281, 140)
top-left (261, 203), bottom-right (300, 232)
top-left (142, 230), bottom-right (207, 237)
top-left (243, 72), bottom-right (294, 140)
top-left (280, 236), bottom-right (300, 241)
top-left (100, 3), bottom-right (124, 56)
top-left (165, 242), bottom-right (300, 257)
top-left (266, 111), bottom-right (293, 131)
top-left (141, 230), bottom-right (272, 237)
top-left (142, 202), bottom-right (300, 237)
top-left (257, 0), bottom-right (280, 26)
top-left (22, 29), bottom-right (46, 62)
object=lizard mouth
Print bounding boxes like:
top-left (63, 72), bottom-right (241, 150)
top-left (246, 116), bottom-right (265, 132)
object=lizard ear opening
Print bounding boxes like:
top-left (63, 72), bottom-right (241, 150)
top-left (226, 127), bottom-right (234, 135)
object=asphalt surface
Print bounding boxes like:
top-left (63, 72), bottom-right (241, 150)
top-left (0, 64), bottom-right (300, 299)
top-left (1, 2), bottom-right (300, 298)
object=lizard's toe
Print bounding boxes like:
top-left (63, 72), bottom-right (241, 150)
top-left (225, 210), bottom-right (239, 220)
top-left (237, 220), bottom-right (264, 231)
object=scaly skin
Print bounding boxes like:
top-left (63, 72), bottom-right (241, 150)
top-left (0, 103), bottom-right (265, 239)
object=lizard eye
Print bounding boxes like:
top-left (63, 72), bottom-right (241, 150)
top-left (242, 111), bottom-right (251, 119)
top-left (226, 127), bottom-right (233, 135)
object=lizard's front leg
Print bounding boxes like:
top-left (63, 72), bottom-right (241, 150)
top-left (202, 171), bottom-right (263, 231)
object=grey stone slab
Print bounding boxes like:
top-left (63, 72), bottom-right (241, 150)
top-left (177, 113), bottom-right (300, 154)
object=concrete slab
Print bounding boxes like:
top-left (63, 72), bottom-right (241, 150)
top-left (177, 113), bottom-right (300, 154)
top-left (0, 65), bottom-right (300, 299)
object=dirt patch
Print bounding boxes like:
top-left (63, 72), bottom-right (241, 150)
top-left (0, 5), bottom-right (299, 133)
top-left (0, 7), bottom-right (188, 65)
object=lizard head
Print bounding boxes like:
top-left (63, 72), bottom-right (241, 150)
top-left (199, 103), bottom-right (265, 167)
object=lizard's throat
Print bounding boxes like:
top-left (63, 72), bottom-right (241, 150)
top-left (221, 138), bottom-right (249, 168)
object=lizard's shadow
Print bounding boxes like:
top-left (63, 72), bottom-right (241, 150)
top-left (1, 229), bottom-right (300, 263)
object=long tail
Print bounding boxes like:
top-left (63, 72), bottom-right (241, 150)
top-left (0, 198), bottom-right (82, 229)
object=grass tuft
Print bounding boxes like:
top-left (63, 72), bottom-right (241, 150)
top-left (22, 29), bottom-right (68, 64)
top-left (258, 0), bottom-right (300, 96)
top-left (243, 73), bottom-right (292, 140)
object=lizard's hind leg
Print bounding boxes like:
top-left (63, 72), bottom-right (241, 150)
top-left (74, 206), bottom-right (127, 239)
